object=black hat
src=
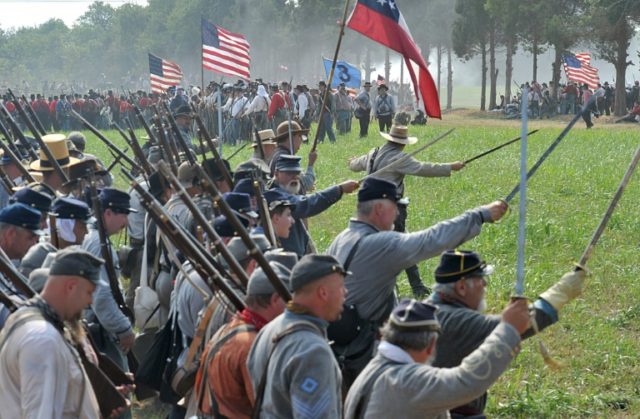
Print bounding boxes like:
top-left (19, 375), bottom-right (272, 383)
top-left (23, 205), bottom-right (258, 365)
top-left (223, 192), bottom-right (258, 219)
top-left (263, 189), bottom-right (295, 211)
top-left (173, 105), bottom-right (192, 118)
top-left (203, 158), bottom-right (232, 182)
top-left (10, 187), bottom-right (52, 213)
top-left (49, 246), bottom-right (107, 286)
top-left (247, 261), bottom-right (291, 296)
top-left (389, 298), bottom-right (441, 333)
top-left (434, 249), bottom-right (494, 284)
top-left (290, 254), bottom-right (349, 292)
top-left (357, 177), bottom-right (401, 203)
top-left (364, 81), bottom-right (372, 87)
top-left (378, 83), bottom-right (388, 91)
top-left (50, 197), bottom-right (93, 222)
top-left (0, 203), bottom-right (44, 233)
top-left (275, 155), bottom-right (302, 173)
top-left (99, 188), bottom-right (137, 214)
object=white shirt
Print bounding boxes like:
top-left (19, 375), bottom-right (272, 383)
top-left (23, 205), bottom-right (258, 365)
top-left (296, 92), bottom-right (309, 117)
top-left (0, 314), bottom-right (100, 418)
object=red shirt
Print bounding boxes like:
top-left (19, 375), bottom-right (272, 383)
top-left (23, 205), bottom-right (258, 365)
top-left (267, 91), bottom-right (291, 119)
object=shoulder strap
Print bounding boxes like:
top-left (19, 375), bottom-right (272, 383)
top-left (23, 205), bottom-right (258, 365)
top-left (367, 147), bottom-right (381, 175)
top-left (251, 320), bottom-right (322, 419)
top-left (352, 361), bottom-right (398, 419)
top-left (197, 323), bottom-right (256, 417)
top-left (344, 235), bottom-right (366, 272)
top-left (0, 308), bottom-right (43, 351)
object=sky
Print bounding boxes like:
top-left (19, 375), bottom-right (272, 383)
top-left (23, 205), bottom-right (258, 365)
top-left (0, 0), bottom-right (147, 31)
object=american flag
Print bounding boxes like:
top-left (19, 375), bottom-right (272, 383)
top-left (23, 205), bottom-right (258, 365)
top-left (148, 53), bottom-right (183, 94)
top-left (376, 74), bottom-right (385, 86)
top-left (563, 52), bottom-right (599, 89)
top-left (201, 19), bottom-right (251, 80)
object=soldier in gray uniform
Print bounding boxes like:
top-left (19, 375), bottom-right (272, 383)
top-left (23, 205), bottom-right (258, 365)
top-left (344, 297), bottom-right (529, 419)
top-left (20, 197), bottom-right (92, 279)
top-left (82, 188), bottom-right (136, 373)
top-left (427, 249), bottom-right (586, 417)
top-left (348, 125), bottom-right (465, 298)
top-left (247, 254), bottom-right (347, 419)
top-left (326, 177), bottom-right (508, 389)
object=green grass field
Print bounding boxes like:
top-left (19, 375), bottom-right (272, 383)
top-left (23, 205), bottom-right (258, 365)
top-left (85, 111), bottom-right (640, 418)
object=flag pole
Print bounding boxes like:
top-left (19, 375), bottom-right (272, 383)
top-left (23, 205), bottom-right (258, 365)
top-left (311, 0), bottom-right (352, 152)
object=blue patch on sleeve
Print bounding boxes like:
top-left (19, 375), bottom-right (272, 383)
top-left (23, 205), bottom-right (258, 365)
top-left (300, 377), bottom-right (318, 394)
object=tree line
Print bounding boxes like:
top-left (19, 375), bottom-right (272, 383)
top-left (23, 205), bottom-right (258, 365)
top-left (0, 0), bottom-right (638, 115)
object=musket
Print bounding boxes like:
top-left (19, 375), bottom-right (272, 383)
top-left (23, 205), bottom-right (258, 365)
top-left (0, 103), bottom-right (39, 161)
top-left (110, 122), bottom-right (146, 175)
top-left (132, 104), bottom-right (159, 146)
top-left (195, 165), bottom-right (291, 301)
top-left (464, 130), bottom-right (540, 165)
top-left (122, 168), bottom-right (246, 310)
top-left (577, 143), bottom-right (640, 269)
top-left (161, 102), bottom-right (197, 166)
top-left (18, 92), bottom-right (47, 135)
top-left (0, 167), bottom-right (14, 194)
top-left (0, 116), bottom-right (28, 161)
top-left (124, 118), bottom-right (154, 176)
top-left (152, 105), bottom-right (180, 170)
top-left (504, 97), bottom-right (595, 203)
top-left (253, 176), bottom-right (277, 246)
top-left (157, 161), bottom-right (250, 289)
top-left (69, 110), bottom-right (139, 171)
top-left (105, 147), bottom-right (130, 173)
top-left (189, 103), bottom-right (235, 189)
top-left (0, 252), bottom-right (35, 298)
top-left (0, 121), bottom-right (35, 182)
top-left (10, 97), bottom-right (69, 184)
top-left (362, 128), bottom-right (455, 181)
top-left (0, 287), bottom-right (18, 313)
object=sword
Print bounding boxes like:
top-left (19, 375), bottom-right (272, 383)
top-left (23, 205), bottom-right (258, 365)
top-left (464, 129), bottom-right (539, 165)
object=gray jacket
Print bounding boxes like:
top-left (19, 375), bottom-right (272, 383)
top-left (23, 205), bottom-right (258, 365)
top-left (349, 141), bottom-right (452, 196)
top-left (247, 310), bottom-right (342, 419)
top-left (82, 228), bottom-right (131, 338)
top-left (344, 322), bottom-right (521, 419)
top-left (327, 207), bottom-right (492, 325)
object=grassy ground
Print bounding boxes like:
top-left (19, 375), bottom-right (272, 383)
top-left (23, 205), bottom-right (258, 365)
top-left (84, 110), bottom-right (640, 418)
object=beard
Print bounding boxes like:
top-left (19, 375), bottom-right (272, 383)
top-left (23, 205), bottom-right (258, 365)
top-left (477, 297), bottom-right (488, 313)
top-left (284, 180), bottom-right (301, 195)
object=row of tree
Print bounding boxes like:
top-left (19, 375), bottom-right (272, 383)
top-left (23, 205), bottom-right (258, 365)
top-left (452, 0), bottom-right (640, 115)
top-left (0, 0), bottom-right (638, 115)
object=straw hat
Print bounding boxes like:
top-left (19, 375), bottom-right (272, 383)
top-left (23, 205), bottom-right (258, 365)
top-left (29, 134), bottom-right (80, 172)
top-left (380, 125), bottom-right (418, 145)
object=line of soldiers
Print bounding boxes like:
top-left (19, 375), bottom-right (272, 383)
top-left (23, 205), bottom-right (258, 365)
top-left (0, 91), bottom-right (589, 419)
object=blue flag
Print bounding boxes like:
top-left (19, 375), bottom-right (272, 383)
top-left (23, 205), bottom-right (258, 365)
top-left (322, 57), bottom-right (361, 88)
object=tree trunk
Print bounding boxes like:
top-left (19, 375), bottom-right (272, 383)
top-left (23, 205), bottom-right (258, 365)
top-left (489, 25), bottom-right (497, 109)
top-left (504, 37), bottom-right (514, 105)
top-left (481, 41), bottom-right (487, 111)
top-left (384, 48), bottom-right (390, 84)
top-left (447, 46), bottom-right (453, 110)
top-left (551, 45), bottom-right (562, 100)
top-left (614, 24), bottom-right (631, 116)
top-left (532, 37), bottom-right (538, 81)
top-left (437, 43), bottom-right (442, 94)
top-left (365, 48), bottom-right (372, 83)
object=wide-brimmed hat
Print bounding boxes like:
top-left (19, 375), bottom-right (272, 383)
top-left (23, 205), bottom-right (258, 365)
top-left (252, 129), bottom-right (277, 147)
top-left (378, 83), bottom-right (389, 91)
top-left (380, 125), bottom-right (418, 145)
top-left (29, 134), bottom-right (80, 172)
top-left (274, 121), bottom-right (309, 142)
